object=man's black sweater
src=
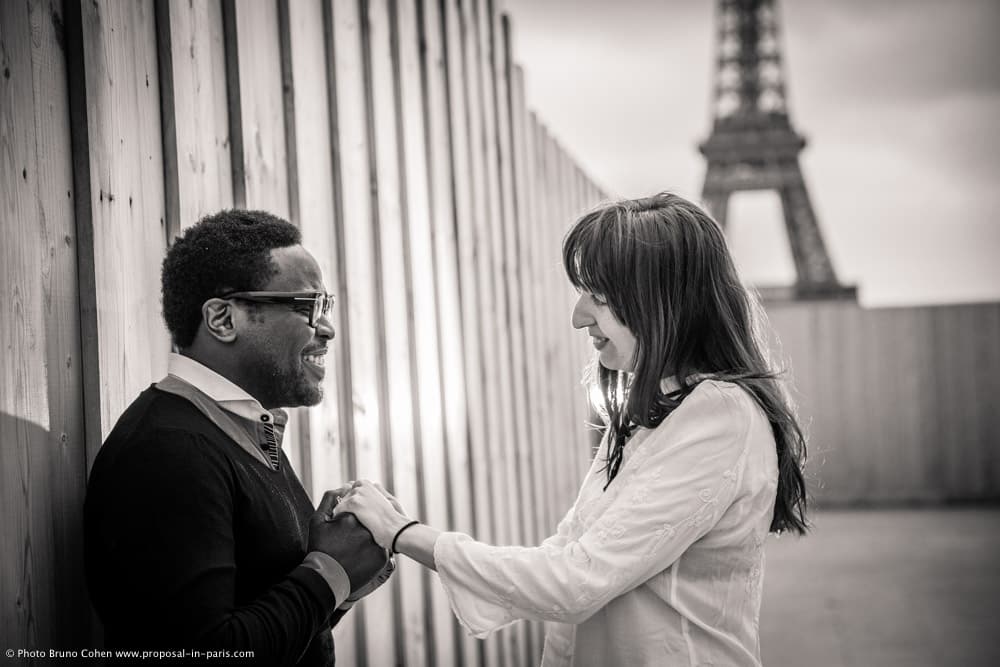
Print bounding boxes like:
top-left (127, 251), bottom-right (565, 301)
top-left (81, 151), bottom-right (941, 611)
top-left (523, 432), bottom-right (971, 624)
top-left (85, 386), bottom-right (339, 665)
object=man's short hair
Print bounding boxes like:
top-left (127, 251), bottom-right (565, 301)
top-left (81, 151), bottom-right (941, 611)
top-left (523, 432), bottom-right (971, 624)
top-left (161, 210), bottom-right (301, 348)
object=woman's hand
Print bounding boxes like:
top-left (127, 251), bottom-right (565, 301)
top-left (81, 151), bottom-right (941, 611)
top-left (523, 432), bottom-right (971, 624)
top-left (333, 480), bottom-right (413, 550)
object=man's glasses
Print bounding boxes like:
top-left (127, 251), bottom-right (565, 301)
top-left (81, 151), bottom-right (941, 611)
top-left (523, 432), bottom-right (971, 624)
top-left (222, 291), bottom-right (334, 327)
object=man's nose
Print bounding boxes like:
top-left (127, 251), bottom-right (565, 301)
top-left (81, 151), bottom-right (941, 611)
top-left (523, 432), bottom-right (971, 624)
top-left (315, 314), bottom-right (335, 340)
top-left (571, 295), bottom-right (593, 330)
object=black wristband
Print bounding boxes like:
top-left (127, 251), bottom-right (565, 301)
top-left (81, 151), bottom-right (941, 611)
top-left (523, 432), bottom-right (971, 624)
top-left (390, 520), bottom-right (421, 555)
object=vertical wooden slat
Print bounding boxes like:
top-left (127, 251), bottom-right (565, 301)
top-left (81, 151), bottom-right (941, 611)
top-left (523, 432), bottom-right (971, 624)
top-left (462, 3), bottom-right (504, 663)
top-left (446, 0), bottom-right (497, 663)
top-left (533, 114), bottom-right (551, 539)
top-left (72, 0), bottom-right (170, 445)
top-left (284, 0), bottom-right (349, 501)
top-left (228, 0), bottom-right (289, 215)
top-left (364, 0), bottom-right (423, 663)
top-left (1, 0), bottom-right (88, 649)
top-left (395, 0), bottom-right (459, 664)
top-left (421, 0), bottom-right (478, 662)
top-left (510, 68), bottom-right (545, 663)
top-left (157, 0), bottom-right (233, 233)
top-left (327, 0), bottom-right (385, 662)
top-left (488, 6), bottom-right (529, 660)
top-left (224, 0), bottom-right (313, 475)
top-left (523, 113), bottom-right (550, 547)
top-left (457, 0), bottom-right (498, 545)
top-left (444, 0), bottom-right (489, 549)
top-left (546, 126), bottom-right (564, 528)
top-left (551, 142), bottom-right (573, 513)
top-left (319, 0), bottom-right (361, 659)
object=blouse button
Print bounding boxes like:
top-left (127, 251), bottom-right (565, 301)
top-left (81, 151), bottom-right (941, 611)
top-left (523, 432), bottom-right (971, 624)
top-left (261, 414), bottom-right (270, 423)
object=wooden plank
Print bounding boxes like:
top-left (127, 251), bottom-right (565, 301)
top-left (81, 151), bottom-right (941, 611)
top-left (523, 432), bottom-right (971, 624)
top-left (878, 308), bottom-right (926, 500)
top-left (550, 141), bottom-right (574, 515)
top-left (445, 0), bottom-right (496, 662)
top-left (394, 0), bottom-right (460, 663)
top-left (458, 0), bottom-right (500, 547)
top-left (958, 303), bottom-right (994, 496)
top-left (567, 162), bottom-right (590, 483)
top-left (976, 304), bottom-right (1000, 496)
top-left (524, 113), bottom-right (551, 546)
top-left (327, 0), bottom-right (387, 661)
top-left (510, 73), bottom-right (545, 663)
top-left (420, 0), bottom-right (478, 662)
top-left (364, 0), bottom-right (423, 664)
top-left (475, 0), bottom-right (517, 550)
top-left (444, 0), bottom-right (490, 547)
top-left (284, 0), bottom-right (349, 501)
top-left (766, 302), bottom-right (825, 501)
top-left (228, 0), bottom-right (289, 215)
top-left (938, 304), bottom-right (983, 497)
top-left (157, 0), bottom-right (233, 234)
top-left (490, 0), bottom-right (527, 546)
top-left (222, 0), bottom-right (312, 475)
top-left (1, 0), bottom-right (88, 648)
top-left (546, 127), bottom-right (568, 530)
top-left (459, 3), bottom-right (503, 662)
top-left (509, 67), bottom-right (542, 547)
top-left (331, 2), bottom-right (395, 664)
top-left (534, 121), bottom-right (557, 536)
top-left (487, 5), bottom-right (529, 660)
top-left (32, 0), bottom-right (92, 646)
top-left (316, 0), bottom-right (359, 660)
top-left (73, 0), bottom-right (170, 444)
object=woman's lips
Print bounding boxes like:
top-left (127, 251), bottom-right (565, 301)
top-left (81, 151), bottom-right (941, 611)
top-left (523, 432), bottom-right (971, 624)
top-left (592, 336), bottom-right (608, 350)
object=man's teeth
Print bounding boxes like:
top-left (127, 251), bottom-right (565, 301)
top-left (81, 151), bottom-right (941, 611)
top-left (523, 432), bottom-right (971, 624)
top-left (304, 354), bottom-right (325, 367)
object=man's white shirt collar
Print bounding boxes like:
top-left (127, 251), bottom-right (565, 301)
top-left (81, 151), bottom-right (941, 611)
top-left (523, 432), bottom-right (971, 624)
top-left (167, 353), bottom-right (275, 423)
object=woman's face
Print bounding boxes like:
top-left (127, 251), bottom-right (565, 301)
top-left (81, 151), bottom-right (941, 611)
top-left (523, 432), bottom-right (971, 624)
top-left (571, 292), bottom-right (638, 372)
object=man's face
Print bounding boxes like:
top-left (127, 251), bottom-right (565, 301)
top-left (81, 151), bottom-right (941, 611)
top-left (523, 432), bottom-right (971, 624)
top-left (236, 245), bottom-right (334, 409)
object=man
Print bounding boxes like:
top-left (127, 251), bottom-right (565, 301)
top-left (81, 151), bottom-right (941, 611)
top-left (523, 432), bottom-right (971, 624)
top-left (84, 210), bottom-right (387, 665)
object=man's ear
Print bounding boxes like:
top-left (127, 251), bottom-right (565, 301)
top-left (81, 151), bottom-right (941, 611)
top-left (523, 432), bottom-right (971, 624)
top-left (202, 298), bottom-right (238, 343)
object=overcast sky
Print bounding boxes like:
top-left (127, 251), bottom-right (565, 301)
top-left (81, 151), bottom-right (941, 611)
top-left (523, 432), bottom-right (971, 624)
top-left (503, 0), bottom-right (1000, 307)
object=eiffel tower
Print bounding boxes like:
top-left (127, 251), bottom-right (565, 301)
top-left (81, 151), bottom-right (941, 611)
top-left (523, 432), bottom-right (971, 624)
top-left (699, 0), bottom-right (855, 300)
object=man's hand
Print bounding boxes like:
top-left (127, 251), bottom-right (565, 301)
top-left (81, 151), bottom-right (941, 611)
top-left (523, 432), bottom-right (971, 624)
top-left (309, 491), bottom-right (388, 592)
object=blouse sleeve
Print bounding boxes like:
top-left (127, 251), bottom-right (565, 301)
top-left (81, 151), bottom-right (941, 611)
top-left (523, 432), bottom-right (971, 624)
top-left (538, 433), bottom-right (608, 551)
top-left (434, 382), bottom-right (753, 637)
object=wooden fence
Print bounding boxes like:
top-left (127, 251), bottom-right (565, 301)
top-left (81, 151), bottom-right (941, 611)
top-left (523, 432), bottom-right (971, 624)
top-left (766, 299), bottom-right (1000, 506)
top-left (1, 0), bottom-right (603, 663)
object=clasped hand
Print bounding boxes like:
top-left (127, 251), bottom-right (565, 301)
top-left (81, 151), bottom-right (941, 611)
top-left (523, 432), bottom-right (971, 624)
top-left (333, 480), bottom-right (412, 551)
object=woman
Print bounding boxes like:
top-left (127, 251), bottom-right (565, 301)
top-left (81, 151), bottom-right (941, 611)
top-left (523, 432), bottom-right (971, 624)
top-left (336, 192), bottom-right (808, 666)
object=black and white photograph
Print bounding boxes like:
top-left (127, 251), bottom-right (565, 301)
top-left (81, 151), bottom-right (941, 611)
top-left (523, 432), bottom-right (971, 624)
top-left (2, 0), bottom-right (998, 665)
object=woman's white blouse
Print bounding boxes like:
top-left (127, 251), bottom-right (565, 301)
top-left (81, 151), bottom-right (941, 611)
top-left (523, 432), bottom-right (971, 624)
top-left (434, 379), bottom-right (779, 666)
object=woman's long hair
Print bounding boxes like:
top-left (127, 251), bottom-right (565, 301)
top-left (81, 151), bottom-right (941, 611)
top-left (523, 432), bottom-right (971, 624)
top-left (562, 192), bottom-right (808, 534)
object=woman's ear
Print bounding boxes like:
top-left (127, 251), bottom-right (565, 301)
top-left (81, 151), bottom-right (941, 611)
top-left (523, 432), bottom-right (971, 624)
top-left (202, 298), bottom-right (238, 343)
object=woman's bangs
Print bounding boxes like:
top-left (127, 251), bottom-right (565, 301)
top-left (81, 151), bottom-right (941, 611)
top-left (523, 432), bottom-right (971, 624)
top-left (564, 210), bottom-right (624, 299)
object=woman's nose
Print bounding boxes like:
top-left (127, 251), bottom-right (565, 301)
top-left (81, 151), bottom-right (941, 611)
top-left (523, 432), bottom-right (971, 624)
top-left (571, 295), bottom-right (594, 330)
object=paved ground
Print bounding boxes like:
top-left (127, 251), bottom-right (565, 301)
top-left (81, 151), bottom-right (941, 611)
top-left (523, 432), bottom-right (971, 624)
top-left (760, 508), bottom-right (1000, 667)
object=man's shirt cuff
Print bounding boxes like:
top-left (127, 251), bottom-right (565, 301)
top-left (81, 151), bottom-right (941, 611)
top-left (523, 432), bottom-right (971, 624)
top-left (301, 551), bottom-right (351, 607)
